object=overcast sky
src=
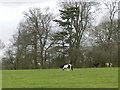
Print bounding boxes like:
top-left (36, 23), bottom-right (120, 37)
top-left (0, 0), bottom-right (59, 46)
top-left (0, 0), bottom-right (60, 59)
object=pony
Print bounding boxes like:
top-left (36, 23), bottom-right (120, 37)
top-left (59, 64), bottom-right (73, 71)
top-left (93, 63), bottom-right (100, 67)
top-left (106, 62), bottom-right (112, 67)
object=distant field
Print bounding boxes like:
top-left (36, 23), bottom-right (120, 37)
top-left (2, 68), bottom-right (118, 88)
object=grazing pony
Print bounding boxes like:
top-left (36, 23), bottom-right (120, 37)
top-left (59, 64), bottom-right (73, 71)
top-left (93, 63), bottom-right (100, 67)
top-left (106, 62), bottom-right (112, 67)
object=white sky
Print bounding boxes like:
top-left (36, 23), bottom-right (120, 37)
top-left (0, 0), bottom-right (59, 45)
top-left (0, 0), bottom-right (59, 58)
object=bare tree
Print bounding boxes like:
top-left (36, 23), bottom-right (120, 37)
top-left (89, 1), bottom-right (119, 65)
top-left (103, 1), bottom-right (118, 43)
top-left (21, 8), bottom-right (54, 68)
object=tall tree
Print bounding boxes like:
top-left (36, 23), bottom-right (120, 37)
top-left (103, 1), bottom-right (118, 44)
top-left (54, 1), bottom-right (99, 66)
top-left (20, 8), bottom-right (54, 68)
top-left (51, 31), bottom-right (68, 62)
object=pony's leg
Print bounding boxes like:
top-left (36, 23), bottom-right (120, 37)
top-left (67, 68), bottom-right (69, 71)
top-left (71, 66), bottom-right (73, 71)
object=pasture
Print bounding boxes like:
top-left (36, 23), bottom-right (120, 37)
top-left (0, 70), bottom-right (2, 89)
top-left (2, 67), bottom-right (118, 88)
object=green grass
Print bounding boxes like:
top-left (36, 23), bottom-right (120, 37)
top-left (0, 69), bottom-right (2, 89)
top-left (2, 67), bottom-right (118, 88)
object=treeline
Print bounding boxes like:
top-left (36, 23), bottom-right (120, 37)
top-left (1, 1), bottom-right (119, 69)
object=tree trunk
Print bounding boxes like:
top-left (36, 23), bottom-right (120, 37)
top-left (33, 34), bottom-right (38, 69)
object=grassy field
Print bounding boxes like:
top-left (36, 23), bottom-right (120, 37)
top-left (0, 69), bottom-right (2, 89)
top-left (2, 67), bottom-right (118, 88)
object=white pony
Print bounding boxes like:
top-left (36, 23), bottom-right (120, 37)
top-left (106, 62), bottom-right (112, 67)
